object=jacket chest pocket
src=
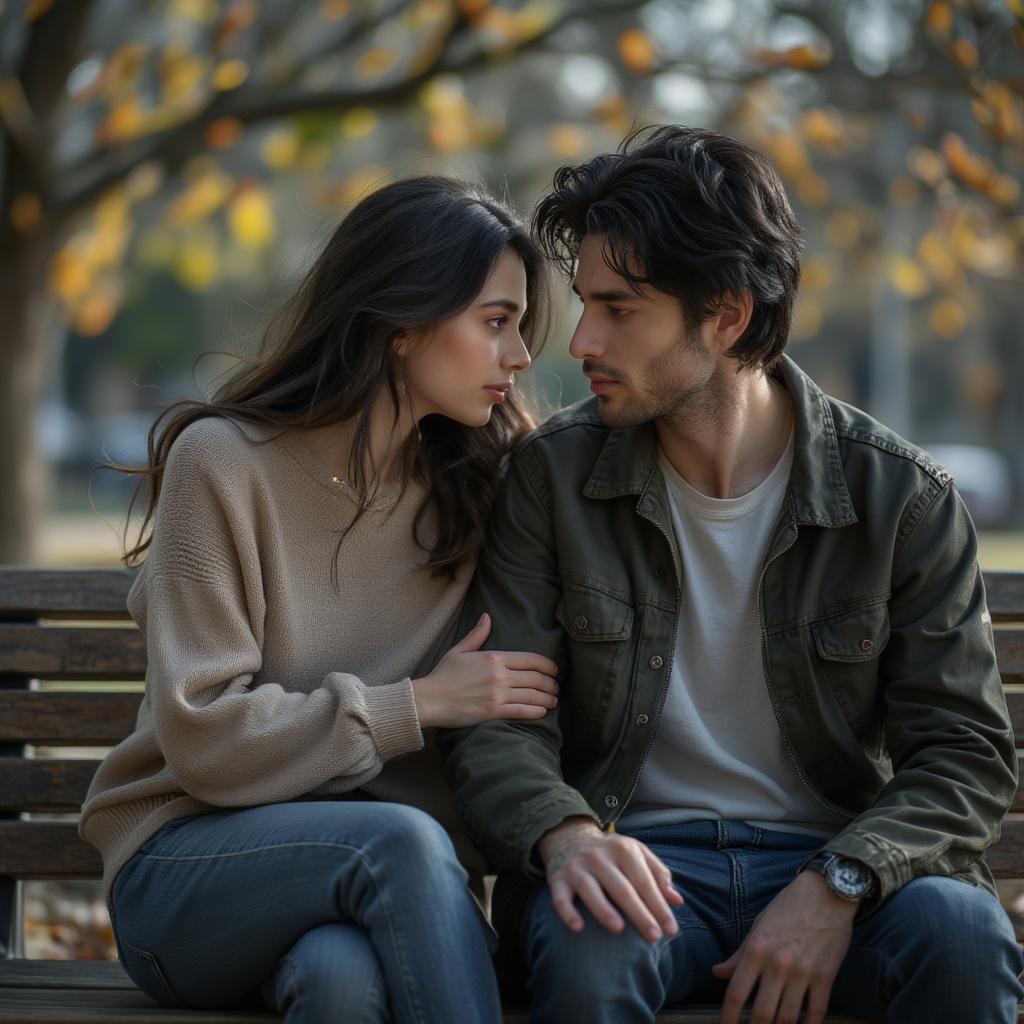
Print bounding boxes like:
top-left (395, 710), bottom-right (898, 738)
top-left (556, 584), bottom-right (635, 754)
top-left (810, 600), bottom-right (891, 736)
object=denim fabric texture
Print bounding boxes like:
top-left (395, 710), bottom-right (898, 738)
top-left (109, 799), bottom-right (502, 1024)
top-left (518, 821), bottom-right (1024, 1024)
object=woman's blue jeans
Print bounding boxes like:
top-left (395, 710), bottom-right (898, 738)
top-left (521, 820), bottom-right (1024, 1023)
top-left (109, 799), bottom-right (502, 1024)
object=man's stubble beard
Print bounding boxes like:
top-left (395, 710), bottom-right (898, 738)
top-left (594, 327), bottom-right (729, 430)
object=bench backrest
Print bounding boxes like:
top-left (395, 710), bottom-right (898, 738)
top-left (1, 567), bottom-right (1023, 954)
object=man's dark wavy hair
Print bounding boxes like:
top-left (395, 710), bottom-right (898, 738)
top-left (533, 125), bottom-right (803, 372)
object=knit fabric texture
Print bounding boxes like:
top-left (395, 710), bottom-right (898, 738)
top-left (79, 416), bottom-right (483, 903)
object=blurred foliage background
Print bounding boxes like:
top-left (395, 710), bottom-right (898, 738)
top-left (0, 0), bottom-right (1022, 568)
top-left (2, 0), bottom-right (1023, 965)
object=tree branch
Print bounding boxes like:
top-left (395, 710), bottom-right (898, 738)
top-left (51, 0), bottom-right (647, 221)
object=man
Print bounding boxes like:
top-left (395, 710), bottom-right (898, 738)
top-left (441, 127), bottom-right (1023, 1024)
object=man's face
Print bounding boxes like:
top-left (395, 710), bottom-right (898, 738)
top-left (569, 233), bottom-right (717, 428)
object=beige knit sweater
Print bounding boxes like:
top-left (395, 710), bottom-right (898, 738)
top-left (79, 415), bottom-right (486, 905)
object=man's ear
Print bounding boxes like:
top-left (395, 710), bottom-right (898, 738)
top-left (710, 291), bottom-right (753, 352)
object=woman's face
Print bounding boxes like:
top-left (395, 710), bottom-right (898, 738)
top-left (400, 249), bottom-right (531, 427)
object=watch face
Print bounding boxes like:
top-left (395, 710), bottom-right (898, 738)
top-left (828, 858), bottom-right (872, 897)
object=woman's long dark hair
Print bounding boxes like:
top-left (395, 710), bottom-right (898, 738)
top-left (114, 175), bottom-right (551, 580)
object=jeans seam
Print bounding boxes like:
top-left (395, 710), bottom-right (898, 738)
top-left (142, 837), bottom-right (431, 1024)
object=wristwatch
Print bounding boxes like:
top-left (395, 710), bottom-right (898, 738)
top-left (802, 852), bottom-right (877, 902)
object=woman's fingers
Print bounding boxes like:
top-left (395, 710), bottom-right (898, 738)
top-left (497, 651), bottom-right (560, 678)
top-left (506, 686), bottom-right (558, 709)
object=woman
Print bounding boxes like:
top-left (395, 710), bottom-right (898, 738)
top-left (79, 176), bottom-right (559, 1023)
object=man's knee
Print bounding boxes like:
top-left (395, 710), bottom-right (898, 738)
top-left (523, 889), bottom-right (666, 1010)
top-left (884, 876), bottom-right (1017, 967)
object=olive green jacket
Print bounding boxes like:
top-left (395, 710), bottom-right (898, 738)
top-left (441, 356), bottom-right (1015, 911)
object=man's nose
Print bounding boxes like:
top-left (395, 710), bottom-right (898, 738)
top-left (568, 314), bottom-right (602, 361)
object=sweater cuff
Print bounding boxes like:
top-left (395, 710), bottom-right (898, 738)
top-left (361, 677), bottom-right (425, 763)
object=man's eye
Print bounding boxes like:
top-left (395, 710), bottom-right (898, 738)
top-left (608, 307), bottom-right (631, 318)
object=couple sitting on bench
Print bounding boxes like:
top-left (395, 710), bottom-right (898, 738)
top-left (79, 126), bottom-right (1023, 1024)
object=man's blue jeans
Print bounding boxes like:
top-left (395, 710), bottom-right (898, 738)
top-left (521, 820), bottom-right (1024, 1023)
top-left (109, 799), bottom-right (502, 1024)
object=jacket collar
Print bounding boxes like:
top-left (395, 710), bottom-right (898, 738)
top-left (582, 355), bottom-right (857, 528)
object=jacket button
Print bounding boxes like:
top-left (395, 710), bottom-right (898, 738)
top-left (860, 638), bottom-right (874, 652)
top-left (636, 713), bottom-right (649, 726)
top-left (573, 615), bottom-right (588, 632)
top-left (649, 655), bottom-right (664, 670)
top-left (605, 794), bottom-right (618, 808)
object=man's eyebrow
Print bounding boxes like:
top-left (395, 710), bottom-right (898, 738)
top-left (477, 299), bottom-right (523, 313)
top-left (571, 282), bottom-right (639, 303)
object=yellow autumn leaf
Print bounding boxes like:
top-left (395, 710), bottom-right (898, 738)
top-left (320, 0), bottom-right (352, 20)
top-left (50, 243), bottom-right (93, 305)
top-left (888, 255), bottom-right (929, 298)
top-left (753, 43), bottom-right (831, 70)
top-left (428, 112), bottom-right (471, 153)
top-left (166, 170), bottom-right (233, 224)
top-left (906, 146), bottom-right (946, 186)
top-left (948, 38), bottom-right (978, 67)
top-left (170, 0), bottom-right (219, 23)
top-left (924, 2), bottom-right (954, 35)
top-left (102, 97), bottom-right (146, 141)
top-left (801, 256), bottom-right (836, 290)
top-left (1008, 0), bottom-right (1024, 17)
top-left (161, 53), bottom-right (210, 105)
top-left (792, 299), bottom-right (823, 341)
top-left (888, 174), bottom-right (920, 205)
top-left (229, 186), bottom-right (275, 251)
top-left (341, 107), bottom-right (378, 139)
top-left (137, 228), bottom-right (178, 269)
top-left (71, 278), bottom-right (124, 337)
top-left (357, 49), bottom-right (398, 79)
top-left (175, 232), bottom-right (221, 291)
top-left (987, 173), bottom-right (1021, 206)
top-left (549, 124), bottom-right (588, 159)
top-left (826, 210), bottom-right (860, 249)
top-left (421, 76), bottom-right (466, 116)
top-left (618, 28), bottom-right (658, 75)
top-left (10, 193), bottom-right (41, 234)
top-left (24, 0), bottom-right (53, 22)
top-left (797, 173), bottom-right (829, 208)
top-left (213, 59), bottom-right (249, 91)
top-left (800, 108), bottom-right (845, 152)
top-left (917, 231), bottom-right (959, 285)
top-left (262, 129), bottom-right (300, 170)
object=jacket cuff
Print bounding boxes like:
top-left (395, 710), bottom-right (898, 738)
top-left (512, 790), bottom-right (601, 880)
top-left (360, 677), bottom-right (425, 763)
top-left (819, 829), bottom-right (912, 917)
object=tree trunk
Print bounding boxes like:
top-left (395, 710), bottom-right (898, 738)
top-left (0, 228), bottom-right (58, 564)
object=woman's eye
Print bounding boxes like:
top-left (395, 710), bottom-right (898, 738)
top-left (487, 317), bottom-right (507, 329)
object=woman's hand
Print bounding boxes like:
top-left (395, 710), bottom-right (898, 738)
top-left (412, 613), bottom-right (559, 728)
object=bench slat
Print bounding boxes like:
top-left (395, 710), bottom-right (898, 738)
top-left (0, 568), bottom-right (135, 621)
top-left (0, 691), bottom-right (142, 744)
top-left (996, 629), bottom-right (1024, 685)
top-left (3, 818), bottom-right (1024, 882)
top-left (0, 624), bottom-right (145, 680)
top-left (0, 760), bottom-right (101, 812)
top-left (0, 959), bottom-right (135, 990)
top-left (0, 986), bottom-right (277, 1023)
top-left (986, 571), bottom-right (1024, 624)
top-left (0, 823), bottom-right (101, 879)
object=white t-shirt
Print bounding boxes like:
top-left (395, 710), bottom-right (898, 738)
top-left (619, 432), bottom-right (846, 838)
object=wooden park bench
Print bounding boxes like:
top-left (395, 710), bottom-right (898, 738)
top-left (1, 565), bottom-right (1022, 1022)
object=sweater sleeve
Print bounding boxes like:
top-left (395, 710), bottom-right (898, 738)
top-left (133, 419), bottom-right (425, 807)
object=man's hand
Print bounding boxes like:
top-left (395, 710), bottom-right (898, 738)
top-left (712, 869), bottom-right (857, 1024)
top-left (537, 817), bottom-right (684, 941)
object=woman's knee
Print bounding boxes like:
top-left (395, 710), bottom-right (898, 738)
top-left (271, 923), bottom-right (388, 1023)
top-left (369, 803), bottom-right (462, 874)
